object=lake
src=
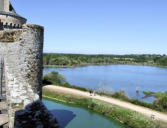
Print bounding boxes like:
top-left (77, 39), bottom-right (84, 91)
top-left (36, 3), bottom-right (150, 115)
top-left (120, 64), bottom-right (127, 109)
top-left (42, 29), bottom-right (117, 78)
top-left (43, 65), bottom-right (167, 102)
top-left (43, 99), bottom-right (128, 128)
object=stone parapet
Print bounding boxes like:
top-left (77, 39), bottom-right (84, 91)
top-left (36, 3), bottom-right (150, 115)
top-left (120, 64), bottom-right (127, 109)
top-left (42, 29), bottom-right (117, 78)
top-left (0, 24), bottom-right (44, 127)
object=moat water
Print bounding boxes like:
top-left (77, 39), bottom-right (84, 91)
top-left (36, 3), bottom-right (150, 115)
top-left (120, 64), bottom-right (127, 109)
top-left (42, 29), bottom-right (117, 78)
top-left (44, 65), bottom-right (167, 102)
top-left (43, 99), bottom-right (128, 128)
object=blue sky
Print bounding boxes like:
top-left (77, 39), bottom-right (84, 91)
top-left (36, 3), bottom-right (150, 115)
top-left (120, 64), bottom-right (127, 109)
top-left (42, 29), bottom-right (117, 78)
top-left (12, 0), bottom-right (167, 55)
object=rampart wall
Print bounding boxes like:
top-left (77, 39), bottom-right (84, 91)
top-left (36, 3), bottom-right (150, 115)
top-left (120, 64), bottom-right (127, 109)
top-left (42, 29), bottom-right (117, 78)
top-left (0, 24), bottom-right (44, 127)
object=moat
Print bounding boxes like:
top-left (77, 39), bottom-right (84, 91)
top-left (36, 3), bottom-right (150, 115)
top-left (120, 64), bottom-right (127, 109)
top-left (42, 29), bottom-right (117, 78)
top-left (43, 99), bottom-right (128, 128)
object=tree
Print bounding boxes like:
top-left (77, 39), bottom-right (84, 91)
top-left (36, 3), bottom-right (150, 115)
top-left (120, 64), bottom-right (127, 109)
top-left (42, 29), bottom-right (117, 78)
top-left (43, 71), bottom-right (66, 85)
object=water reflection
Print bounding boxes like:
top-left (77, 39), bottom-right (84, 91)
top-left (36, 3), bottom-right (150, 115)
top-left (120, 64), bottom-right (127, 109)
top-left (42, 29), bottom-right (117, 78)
top-left (51, 109), bottom-right (76, 128)
top-left (43, 99), bottom-right (128, 128)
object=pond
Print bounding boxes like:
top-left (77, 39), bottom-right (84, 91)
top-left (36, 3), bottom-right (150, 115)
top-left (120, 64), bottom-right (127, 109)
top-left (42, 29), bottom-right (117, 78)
top-left (43, 99), bottom-right (128, 128)
top-left (43, 65), bottom-right (167, 102)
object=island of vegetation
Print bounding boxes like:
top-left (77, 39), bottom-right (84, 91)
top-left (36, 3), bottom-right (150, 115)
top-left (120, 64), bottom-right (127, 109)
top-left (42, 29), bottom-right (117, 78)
top-left (43, 53), bottom-right (167, 67)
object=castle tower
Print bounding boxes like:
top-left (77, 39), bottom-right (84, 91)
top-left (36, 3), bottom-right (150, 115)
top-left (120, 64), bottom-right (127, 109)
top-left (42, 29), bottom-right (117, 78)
top-left (0, 1), bottom-right (44, 127)
top-left (0, 1), bottom-right (60, 128)
top-left (0, 24), bottom-right (44, 127)
top-left (0, 0), bottom-right (27, 30)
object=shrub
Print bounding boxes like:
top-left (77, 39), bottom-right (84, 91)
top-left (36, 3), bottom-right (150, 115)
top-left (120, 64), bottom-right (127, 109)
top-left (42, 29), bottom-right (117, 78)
top-left (43, 71), bottom-right (66, 85)
top-left (153, 95), bottom-right (167, 110)
top-left (111, 90), bottom-right (129, 100)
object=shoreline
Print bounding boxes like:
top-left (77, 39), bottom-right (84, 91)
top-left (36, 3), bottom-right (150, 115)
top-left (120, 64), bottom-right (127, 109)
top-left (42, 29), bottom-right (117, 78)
top-left (43, 85), bottom-right (167, 123)
top-left (44, 63), bottom-right (167, 69)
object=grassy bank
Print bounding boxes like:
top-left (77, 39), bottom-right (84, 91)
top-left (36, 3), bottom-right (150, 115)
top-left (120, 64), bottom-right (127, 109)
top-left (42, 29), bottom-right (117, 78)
top-left (42, 88), bottom-right (167, 128)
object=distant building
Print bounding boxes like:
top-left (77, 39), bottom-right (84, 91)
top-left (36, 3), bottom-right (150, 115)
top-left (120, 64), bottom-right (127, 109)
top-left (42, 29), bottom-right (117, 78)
top-left (0, 0), bottom-right (26, 30)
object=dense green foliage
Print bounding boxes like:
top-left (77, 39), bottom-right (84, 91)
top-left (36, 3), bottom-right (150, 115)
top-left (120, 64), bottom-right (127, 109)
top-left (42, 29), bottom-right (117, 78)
top-left (153, 91), bottom-right (167, 110)
top-left (141, 91), bottom-right (167, 111)
top-left (143, 91), bottom-right (154, 96)
top-left (43, 89), bottom-right (166, 128)
top-left (43, 71), bottom-right (66, 85)
top-left (43, 53), bottom-right (167, 67)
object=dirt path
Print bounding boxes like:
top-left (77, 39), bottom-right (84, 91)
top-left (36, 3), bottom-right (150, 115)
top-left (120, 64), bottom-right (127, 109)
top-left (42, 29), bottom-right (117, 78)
top-left (43, 85), bottom-right (167, 123)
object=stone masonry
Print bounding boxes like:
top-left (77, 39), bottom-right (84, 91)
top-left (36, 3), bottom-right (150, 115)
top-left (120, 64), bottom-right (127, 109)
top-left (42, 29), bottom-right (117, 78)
top-left (0, 24), bottom-right (44, 127)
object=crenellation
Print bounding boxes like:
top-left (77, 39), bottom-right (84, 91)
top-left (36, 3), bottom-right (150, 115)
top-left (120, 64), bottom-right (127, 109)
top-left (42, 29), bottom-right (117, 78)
top-left (0, 0), bottom-right (27, 30)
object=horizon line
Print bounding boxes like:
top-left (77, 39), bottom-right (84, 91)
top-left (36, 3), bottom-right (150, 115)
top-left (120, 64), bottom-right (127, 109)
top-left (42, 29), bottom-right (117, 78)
top-left (43, 52), bottom-right (167, 56)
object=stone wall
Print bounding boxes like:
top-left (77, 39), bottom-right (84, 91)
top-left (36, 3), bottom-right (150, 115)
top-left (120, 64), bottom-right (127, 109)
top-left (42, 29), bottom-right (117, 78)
top-left (0, 0), bottom-right (9, 12)
top-left (0, 0), bottom-right (5, 11)
top-left (0, 24), bottom-right (44, 127)
top-left (4, 0), bottom-right (9, 12)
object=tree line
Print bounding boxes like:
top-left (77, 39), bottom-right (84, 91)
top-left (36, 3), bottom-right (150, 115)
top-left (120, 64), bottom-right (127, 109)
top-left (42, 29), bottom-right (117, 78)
top-left (43, 53), bottom-right (167, 67)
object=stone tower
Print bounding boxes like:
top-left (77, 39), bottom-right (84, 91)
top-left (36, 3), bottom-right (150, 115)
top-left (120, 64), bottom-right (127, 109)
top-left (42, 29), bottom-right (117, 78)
top-left (0, 1), bottom-right (60, 127)
top-left (0, 0), bottom-right (26, 30)
top-left (0, 1), bottom-right (61, 128)
top-left (0, 24), bottom-right (44, 127)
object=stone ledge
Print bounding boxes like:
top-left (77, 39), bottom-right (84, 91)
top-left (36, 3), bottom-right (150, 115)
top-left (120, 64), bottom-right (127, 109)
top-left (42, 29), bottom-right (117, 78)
top-left (0, 29), bottom-right (23, 42)
top-left (23, 24), bottom-right (44, 31)
top-left (0, 114), bottom-right (9, 126)
top-left (0, 24), bottom-right (44, 43)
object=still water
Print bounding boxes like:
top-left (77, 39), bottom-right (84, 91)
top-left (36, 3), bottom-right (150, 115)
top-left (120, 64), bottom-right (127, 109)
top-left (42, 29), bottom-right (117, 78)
top-left (43, 99), bottom-right (128, 128)
top-left (44, 65), bottom-right (167, 102)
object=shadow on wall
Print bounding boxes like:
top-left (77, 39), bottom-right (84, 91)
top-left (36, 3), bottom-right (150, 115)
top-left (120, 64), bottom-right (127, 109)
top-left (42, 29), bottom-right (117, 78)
top-left (14, 100), bottom-right (60, 128)
top-left (51, 109), bottom-right (76, 128)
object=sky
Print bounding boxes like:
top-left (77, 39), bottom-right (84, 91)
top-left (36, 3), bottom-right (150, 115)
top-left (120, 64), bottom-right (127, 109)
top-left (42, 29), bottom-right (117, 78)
top-left (12, 0), bottom-right (167, 55)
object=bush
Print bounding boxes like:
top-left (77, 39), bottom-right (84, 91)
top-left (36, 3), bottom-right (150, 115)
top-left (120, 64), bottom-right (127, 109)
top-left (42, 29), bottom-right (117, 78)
top-left (153, 95), bottom-right (167, 110)
top-left (43, 71), bottom-right (66, 85)
top-left (111, 90), bottom-right (129, 100)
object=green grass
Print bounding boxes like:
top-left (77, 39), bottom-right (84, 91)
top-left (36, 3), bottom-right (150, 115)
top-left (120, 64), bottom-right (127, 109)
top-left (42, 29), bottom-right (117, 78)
top-left (42, 88), bottom-right (167, 128)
